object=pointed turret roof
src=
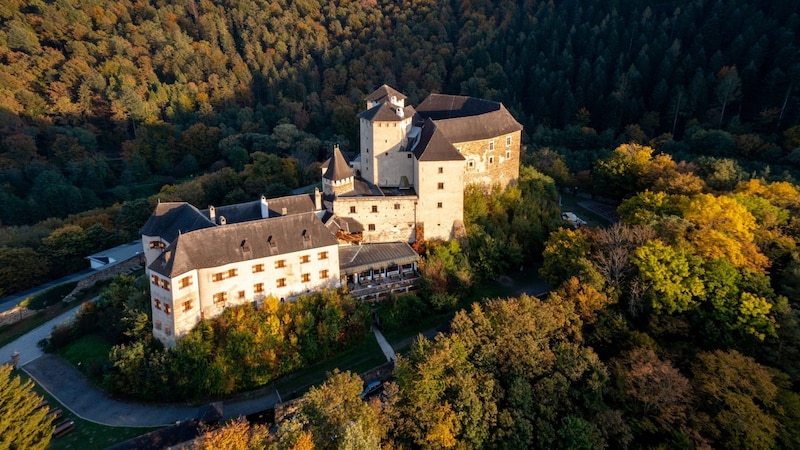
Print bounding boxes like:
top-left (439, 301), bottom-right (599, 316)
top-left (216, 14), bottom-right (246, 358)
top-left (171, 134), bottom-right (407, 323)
top-left (365, 84), bottom-right (407, 104)
top-left (323, 145), bottom-right (354, 181)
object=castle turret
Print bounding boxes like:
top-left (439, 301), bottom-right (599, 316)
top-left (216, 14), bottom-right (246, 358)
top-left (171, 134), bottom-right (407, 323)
top-left (322, 145), bottom-right (355, 196)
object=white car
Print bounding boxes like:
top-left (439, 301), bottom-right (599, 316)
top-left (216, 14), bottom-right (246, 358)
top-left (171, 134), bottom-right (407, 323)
top-left (561, 212), bottom-right (587, 228)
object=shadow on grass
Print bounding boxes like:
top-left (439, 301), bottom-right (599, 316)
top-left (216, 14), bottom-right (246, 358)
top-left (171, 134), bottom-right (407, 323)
top-left (274, 333), bottom-right (387, 399)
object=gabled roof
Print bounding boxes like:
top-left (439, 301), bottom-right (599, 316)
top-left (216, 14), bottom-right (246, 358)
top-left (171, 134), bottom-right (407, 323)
top-left (202, 200), bottom-right (262, 225)
top-left (415, 94), bottom-right (522, 143)
top-left (140, 202), bottom-right (215, 243)
top-left (365, 84), bottom-right (407, 104)
top-left (412, 118), bottom-right (466, 162)
top-left (264, 194), bottom-right (316, 217)
top-left (358, 103), bottom-right (415, 122)
top-left (323, 146), bottom-right (354, 181)
top-left (149, 212), bottom-right (337, 277)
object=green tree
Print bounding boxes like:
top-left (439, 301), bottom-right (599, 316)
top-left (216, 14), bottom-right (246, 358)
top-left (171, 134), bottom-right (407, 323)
top-left (290, 370), bottom-right (382, 450)
top-left (0, 364), bottom-right (53, 450)
top-left (631, 240), bottom-right (704, 314)
top-left (692, 350), bottom-right (781, 450)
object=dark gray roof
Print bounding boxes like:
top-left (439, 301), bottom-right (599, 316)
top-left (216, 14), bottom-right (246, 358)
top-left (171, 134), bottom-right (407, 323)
top-left (337, 178), bottom-right (384, 197)
top-left (264, 194), bottom-right (316, 217)
top-left (339, 242), bottom-right (419, 274)
top-left (365, 85), bottom-right (407, 103)
top-left (202, 200), bottom-right (262, 225)
top-left (149, 212), bottom-right (337, 277)
top-left (358, 103), bottom-right (415, 122)
top-left (323, 146), bottom-right (354, 181)
top-left (140, 202), bottom-right (215, 243)
top-left (412, 118), bottom-right (465, 162)
top-left (415, 94), bottom-right (522, 143)
top-left (326, 215), bottom-right (365, 234)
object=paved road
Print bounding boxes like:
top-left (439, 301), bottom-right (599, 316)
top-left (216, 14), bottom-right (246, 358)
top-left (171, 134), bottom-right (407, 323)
top-left (0, 269), bottom-right (94, 313)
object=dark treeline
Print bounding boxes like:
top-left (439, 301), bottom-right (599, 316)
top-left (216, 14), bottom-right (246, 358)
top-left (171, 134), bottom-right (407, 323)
top-left (2, 0), bottom-right (799, 216)
top-left (1, 0), bottom-right (800, 295)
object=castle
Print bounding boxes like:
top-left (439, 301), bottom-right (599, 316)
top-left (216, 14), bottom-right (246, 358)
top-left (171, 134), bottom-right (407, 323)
top-left (141, 85), bottom-right (522, 346)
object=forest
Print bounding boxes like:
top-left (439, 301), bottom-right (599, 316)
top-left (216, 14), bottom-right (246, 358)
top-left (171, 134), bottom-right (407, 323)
top-left (1, 0), bottom-right (800, 295)
top-left (2, 0), bottom-right (800, 447)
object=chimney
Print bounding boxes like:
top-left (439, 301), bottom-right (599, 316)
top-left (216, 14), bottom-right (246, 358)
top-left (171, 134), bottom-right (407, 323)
top-left (396, 107), bottom-right (404, 118)
top-left (314, 187), bottom-right (322, 211)
top-left (209, 205), bottom-right (216, 222)
top-left (220, 216), bottom-right (227, 225)
top-left (261, 195), bottom-right (269, 219)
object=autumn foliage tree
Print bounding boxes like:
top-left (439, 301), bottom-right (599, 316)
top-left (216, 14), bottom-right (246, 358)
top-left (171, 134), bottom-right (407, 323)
top-left (0, 365), bottom-right (53, 450)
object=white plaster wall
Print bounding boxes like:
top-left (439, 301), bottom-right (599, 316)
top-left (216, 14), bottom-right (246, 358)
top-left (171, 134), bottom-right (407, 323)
top-left (414, 159), bottom-right (465, 241)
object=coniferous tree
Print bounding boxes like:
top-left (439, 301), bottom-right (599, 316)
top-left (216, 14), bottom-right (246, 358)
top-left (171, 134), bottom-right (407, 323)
top-left (0, 365), bottom-right (53, 450)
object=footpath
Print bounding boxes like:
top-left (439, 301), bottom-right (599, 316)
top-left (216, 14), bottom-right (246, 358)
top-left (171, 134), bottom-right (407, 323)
top-left (3, 269), bottom-right (543, 429)
top-left (4, 305), bottom-right (391, 427)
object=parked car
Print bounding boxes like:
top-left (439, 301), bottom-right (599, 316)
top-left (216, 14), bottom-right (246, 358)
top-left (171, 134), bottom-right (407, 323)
top-left (360, 380), bottom-right (382, 398)
top-left (561, 212), bottom-right (587, 228)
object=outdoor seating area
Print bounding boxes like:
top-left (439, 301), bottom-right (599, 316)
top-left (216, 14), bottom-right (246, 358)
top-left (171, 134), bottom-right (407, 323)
top-left (339, 242), bottom-right (421, 301)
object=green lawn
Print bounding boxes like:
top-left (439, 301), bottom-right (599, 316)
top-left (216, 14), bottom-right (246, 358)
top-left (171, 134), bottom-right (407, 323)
top-left (56, 333), bottom-right (113, 384)
top-left (15, 371), bottom-right (159, 450)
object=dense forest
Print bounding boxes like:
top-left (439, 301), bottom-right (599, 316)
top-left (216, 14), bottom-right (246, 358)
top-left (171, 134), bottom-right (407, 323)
top-left (4, 0), bottom-right (800, 447)
top-left (2, 0), bottom-right (800, 294)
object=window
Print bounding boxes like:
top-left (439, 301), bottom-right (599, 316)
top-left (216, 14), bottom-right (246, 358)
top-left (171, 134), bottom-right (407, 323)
top-left (371, 205), bottom-right (378, 213)
top-left (468, 160), bottom-right (475, 169)
top-left (489, 156), bottom-right (494, 165)
top-left (277, 278), bottom-right (287, 288)
top-left (394, 203), bottom-right (400, 210)
top-left (300, 255), bottom-right (310, 264)
top-left (506, 150), bottom-right (511, 160)
top-left (151, 274), bottom-right (159, 286)
top-left (179, 276), bottom-right (192, 289)
top-left (212, 272), bottom-right (223, 282)
top-left (149, 240), bottom-right (165, 250)
top-left (252, 264), bottom-right (265, 273)
top-left (301, 273), bottom-right (311, 283)
top-left (155, 321), bottom-right (162, 330)
top-left (182, 300), bottom-right (192, 312)
top-left (320, 269), bottom-right (329, 279)
top-left (164, 326), bottom-right (171, 336)
top-left (213, 292), bottom-right (227, 305)
top-left (407, 153), bottom-right (412, 158)
top-left (254, 283), bottom-right (264, 293)
top-left (238, 290), bottom-right (246, 300)
top-left (318, 251), bottom-right (328, 260)
top-left (350, 206), bottom-right (356, 213)
top-left (488, 140), bottom-right (495, 151)
top-left (506, 136), bottom-right (512, 146)
top-left (154, 299), bottom-right (161, 310)
top-left (164, 303), bottom-right (172, 315)
top-left (160, 279), bottom-right (171, 291)
top-left (275, 259), bottom-right (286, 268)
top-left (368, 224), bottom-right (376, 231)
top-left (437, 182), bottom-right (444, 190)
top-left (438, 167), bottom-right (443, 174)
top-left (437, 202), bottom-right (443, 208)
top-left (228, 268), bottom-right (238, 278)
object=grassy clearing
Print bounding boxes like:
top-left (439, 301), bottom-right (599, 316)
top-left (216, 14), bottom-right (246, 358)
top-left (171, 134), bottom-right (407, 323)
top-left (19, 283), bottom-right (78, 310)
top-left (274, 334), bottom-right (387, 398)
top-left (56, 333), bottom-right (113, 384)
top-left (16, 370), bottom-right (159, 450)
